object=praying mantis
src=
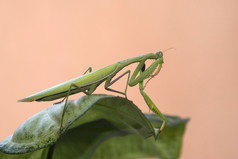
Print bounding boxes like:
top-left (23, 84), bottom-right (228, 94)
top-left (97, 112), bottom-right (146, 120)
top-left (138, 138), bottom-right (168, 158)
top-left (19, 51), bottom-right (166, 138)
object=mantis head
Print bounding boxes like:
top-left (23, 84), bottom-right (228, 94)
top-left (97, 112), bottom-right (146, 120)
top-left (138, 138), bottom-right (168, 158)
top-left (155, 51), bottom-right (163, 59)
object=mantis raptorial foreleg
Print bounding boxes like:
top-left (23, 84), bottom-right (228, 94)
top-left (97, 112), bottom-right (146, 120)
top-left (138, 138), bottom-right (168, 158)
top-left (129, 58), bottom-right (162, 86)
top-left (139, 81), bottom-right (165, 136)
top-left (144, 63), bottom-right (162, 88)
top-left (105, 70), bottom-right (131, 98)
top-left (127, 59), bottom-right (165, 137)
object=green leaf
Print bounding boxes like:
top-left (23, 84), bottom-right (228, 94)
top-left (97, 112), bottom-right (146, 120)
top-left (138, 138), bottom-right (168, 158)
top-left (91, 114), bottom-right (189, 159)
top-left (0, 94), bottom-right (189, 159)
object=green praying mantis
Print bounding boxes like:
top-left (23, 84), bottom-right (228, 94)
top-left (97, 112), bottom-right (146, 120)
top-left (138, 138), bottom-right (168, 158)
top-left (19, 51), bottom-right (166, 138)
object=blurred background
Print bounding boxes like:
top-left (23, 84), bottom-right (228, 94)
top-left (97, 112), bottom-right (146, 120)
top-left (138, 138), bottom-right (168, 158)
top-left (0, 1), bottom-right (237, 158)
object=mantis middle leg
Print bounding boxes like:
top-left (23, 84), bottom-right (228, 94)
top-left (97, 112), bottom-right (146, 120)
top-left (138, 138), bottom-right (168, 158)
top-left (104, 70), bottom-right (131, 98)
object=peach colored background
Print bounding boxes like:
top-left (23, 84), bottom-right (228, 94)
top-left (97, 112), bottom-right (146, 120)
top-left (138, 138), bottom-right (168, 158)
top-left (0, 1), bottom-right (238, 159)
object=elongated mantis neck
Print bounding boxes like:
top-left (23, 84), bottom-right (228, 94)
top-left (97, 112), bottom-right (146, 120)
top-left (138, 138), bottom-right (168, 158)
top-left (118, 53), bottom-right (160, 68)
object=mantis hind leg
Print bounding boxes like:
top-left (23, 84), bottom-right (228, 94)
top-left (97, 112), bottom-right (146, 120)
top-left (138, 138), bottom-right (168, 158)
top-left (83, 67), bottom-right (92, 74)
top-left (105, 70), bottom-right (131, 98)
top-left (54, 85), bottom-right (89, 104)
top-left (56, 67), bottom-right (93, 105)
top-left (139, 81), bottom-right (165, 139)
top-left (58, 83), bottom-right (97, 137)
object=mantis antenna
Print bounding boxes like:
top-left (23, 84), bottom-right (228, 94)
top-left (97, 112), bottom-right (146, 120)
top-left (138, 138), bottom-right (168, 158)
top-left (162, 47), bottom-right (176, 53)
